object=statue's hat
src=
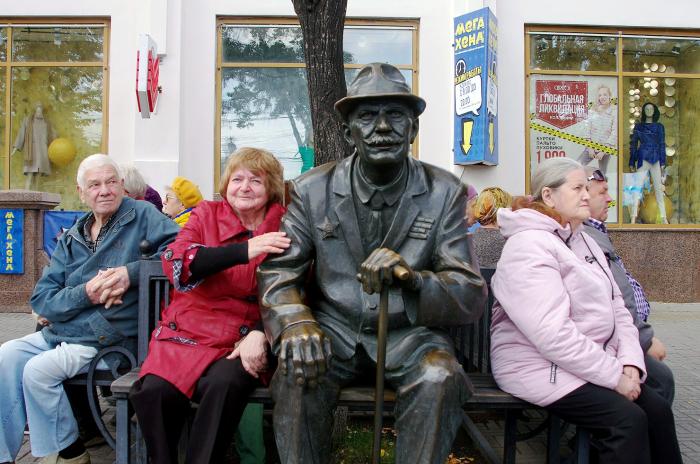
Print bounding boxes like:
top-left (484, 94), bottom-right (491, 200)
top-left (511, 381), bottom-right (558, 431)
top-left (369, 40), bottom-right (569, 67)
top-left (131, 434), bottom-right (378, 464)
top-left (334, 62), bottom-right (426, 118)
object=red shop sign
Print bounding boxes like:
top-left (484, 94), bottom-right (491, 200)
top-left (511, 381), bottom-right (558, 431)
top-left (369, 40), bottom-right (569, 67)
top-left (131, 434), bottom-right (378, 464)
top-left (136, 34), bottom-right (160, 119)
top-left (535, 80), bottom-right (587, 130)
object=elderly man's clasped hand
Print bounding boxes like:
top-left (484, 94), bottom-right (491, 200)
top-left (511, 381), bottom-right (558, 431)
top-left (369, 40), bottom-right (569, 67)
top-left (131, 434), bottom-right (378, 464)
top-left (85, 266), bottom-right (130, 308)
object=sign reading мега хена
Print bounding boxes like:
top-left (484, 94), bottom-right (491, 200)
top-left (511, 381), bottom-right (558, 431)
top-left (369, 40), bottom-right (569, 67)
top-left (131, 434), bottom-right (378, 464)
top-left (1, 209), bottom-right (23, 274)
top-left (453, 7), bottom-right (498, 165)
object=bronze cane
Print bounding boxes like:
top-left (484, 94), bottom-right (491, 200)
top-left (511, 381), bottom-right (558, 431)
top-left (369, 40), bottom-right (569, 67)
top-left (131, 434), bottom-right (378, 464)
top-left (371, 265), bottom-right (409, 464)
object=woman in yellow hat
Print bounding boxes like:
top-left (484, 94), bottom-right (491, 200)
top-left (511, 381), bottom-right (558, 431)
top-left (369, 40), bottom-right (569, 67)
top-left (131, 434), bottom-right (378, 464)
top-left (163, 176), bottom-right (204, 226)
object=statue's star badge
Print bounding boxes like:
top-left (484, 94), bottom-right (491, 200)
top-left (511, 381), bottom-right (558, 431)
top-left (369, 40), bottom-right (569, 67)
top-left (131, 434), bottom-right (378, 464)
top-left (317, 217), bottom-right (338, 239)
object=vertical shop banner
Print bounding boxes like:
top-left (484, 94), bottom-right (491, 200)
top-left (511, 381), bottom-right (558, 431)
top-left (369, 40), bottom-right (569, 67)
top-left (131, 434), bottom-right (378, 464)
top-left (43, 211), bottom-right (83, 258)
top-left (1, 209), bottom-right (24, 274)
top-left (453, 7), bottom-right (498, 165)
top-left (529, 75), bottom-right (619, 221)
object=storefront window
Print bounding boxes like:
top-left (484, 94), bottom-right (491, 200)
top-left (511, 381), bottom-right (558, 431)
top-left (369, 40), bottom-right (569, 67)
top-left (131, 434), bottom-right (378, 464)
top-left (527, 29), bottom-right (700, 227)
top-left (217, 20), bottom-right (417, 183)
top-left (0, 21), bottom-right (108, 210)
top-left (530, 34), bottom-right (617, 72)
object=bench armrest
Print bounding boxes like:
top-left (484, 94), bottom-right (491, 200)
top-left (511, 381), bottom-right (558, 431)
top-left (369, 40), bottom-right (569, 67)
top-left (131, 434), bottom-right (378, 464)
top-left (111, 368), bottom-right (141, 396)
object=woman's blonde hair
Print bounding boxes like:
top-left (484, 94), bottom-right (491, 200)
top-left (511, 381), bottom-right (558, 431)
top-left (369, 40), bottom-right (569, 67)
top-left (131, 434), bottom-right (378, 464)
top-left (472, 187), bottom-right (512, 226)
top-left (218, 147), bottom-right (285, 205)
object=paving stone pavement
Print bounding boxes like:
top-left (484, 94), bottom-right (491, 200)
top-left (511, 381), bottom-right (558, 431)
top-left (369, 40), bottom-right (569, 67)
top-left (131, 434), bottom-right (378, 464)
top-left (2, 302), bottom-right (699, 463)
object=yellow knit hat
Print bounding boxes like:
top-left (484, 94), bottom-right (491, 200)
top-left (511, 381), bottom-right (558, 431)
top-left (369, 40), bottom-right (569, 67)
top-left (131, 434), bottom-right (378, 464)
top-left (170, 176), bottom-right (203, 209)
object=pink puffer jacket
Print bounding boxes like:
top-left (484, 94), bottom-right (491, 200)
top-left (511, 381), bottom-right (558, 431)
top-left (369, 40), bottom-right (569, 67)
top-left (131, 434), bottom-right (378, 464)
top-left (490, 207), bottom-right (645, 407)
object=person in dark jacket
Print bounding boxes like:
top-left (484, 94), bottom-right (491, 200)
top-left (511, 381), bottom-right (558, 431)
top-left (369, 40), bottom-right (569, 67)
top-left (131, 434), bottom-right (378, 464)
top-left (130, 148), bottom-right (291, 464)
top-left (583, 167), bottom-right (675, 403)
top-left (0, 154), bottom-right (178, 464)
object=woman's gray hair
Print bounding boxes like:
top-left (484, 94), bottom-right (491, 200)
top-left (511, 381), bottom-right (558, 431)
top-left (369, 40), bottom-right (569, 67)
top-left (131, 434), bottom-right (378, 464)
top-left (76, 154), bottom-right (122, 189)
top-left (531, 158), bottom-right (584, 201)
top-left (120, 164), bottom-right (147, 197)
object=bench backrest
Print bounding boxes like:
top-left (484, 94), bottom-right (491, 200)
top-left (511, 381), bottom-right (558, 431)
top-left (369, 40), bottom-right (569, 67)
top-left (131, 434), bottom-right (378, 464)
top-left (136, 258), bottom-right (496, 377)
top-left (137, 259), bottom-right (171, 364)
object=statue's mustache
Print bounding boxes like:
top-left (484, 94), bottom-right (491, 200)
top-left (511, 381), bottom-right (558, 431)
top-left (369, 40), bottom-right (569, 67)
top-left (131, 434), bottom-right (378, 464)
top-left (365, 136), bottom-right (401, 146)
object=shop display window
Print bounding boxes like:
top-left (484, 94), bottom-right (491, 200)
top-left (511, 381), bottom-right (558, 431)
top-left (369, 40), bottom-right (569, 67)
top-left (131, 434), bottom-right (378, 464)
top-left (216, 20), bottom-right (417, 183)
top-left (0, 21), bottom-right (108, 211)
top-left (527, 28), bottom-right (700, 227)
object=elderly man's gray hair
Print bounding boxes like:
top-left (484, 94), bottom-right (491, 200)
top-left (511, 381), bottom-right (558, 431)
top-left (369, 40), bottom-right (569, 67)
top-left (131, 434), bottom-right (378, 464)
top-left (76, 154), bottom-right (122, 189)
top-left (120, 164), bottom-right (148, 198)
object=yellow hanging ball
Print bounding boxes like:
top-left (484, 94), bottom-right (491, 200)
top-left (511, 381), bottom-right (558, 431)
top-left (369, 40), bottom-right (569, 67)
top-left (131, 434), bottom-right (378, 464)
top-left (48, 138), bottom-right (77, 168)
top-left (639, 192), bottom-right (674, 224)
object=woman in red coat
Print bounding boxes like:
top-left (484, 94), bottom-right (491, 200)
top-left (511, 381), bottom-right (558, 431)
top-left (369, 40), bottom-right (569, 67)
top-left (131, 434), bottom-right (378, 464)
top-left (131, 148), bottom-right (291, 464)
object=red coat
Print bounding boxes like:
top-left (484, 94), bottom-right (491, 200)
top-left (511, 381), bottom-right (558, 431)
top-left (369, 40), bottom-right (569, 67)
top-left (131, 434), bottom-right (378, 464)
top-left (139, 200), bottom-right (285, 397)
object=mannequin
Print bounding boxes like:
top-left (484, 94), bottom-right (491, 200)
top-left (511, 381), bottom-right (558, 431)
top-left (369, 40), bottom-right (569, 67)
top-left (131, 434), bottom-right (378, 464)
top-left (629, 102), bottom-right (667, 224)
top-left (12, 103), bottom-right (54, 190)
top-left (579, 84), bottom-right (616, 174)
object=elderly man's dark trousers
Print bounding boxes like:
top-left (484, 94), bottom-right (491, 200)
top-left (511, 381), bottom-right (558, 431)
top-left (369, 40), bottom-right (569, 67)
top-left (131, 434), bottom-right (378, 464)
top-left (271, 347), bottom-right (470, 464)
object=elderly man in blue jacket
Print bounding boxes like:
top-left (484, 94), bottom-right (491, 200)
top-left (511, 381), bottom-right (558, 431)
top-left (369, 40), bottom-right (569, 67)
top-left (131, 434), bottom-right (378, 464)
top-left (0, 154), bottom-right (179, 464)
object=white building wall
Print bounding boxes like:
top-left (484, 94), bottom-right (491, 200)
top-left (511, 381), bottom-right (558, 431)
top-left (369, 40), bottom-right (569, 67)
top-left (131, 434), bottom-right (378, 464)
top-left (6, 0), bottom-right (700, 200)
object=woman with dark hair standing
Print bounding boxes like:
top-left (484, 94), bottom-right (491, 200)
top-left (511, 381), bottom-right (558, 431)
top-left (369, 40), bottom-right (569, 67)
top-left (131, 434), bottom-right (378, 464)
top-left (490, 157), bottom-right (682, 464)
top-left (131, 148), bottom-right (291, 464)
top-left (629, 102), bottom-right (668, 224)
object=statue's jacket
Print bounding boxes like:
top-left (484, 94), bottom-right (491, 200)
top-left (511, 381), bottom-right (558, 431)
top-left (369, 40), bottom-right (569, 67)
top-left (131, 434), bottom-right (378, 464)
top-left (258, 154), bottom-right (487, 370)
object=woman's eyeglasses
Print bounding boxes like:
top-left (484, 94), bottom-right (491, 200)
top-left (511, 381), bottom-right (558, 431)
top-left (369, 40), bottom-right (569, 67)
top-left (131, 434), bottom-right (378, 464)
top-left (587, 169), bottom-right (606, 182)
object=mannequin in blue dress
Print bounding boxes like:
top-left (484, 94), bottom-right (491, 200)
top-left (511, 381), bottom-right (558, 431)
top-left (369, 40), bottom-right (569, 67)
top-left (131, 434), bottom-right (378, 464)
top-left (629, 102), bottom-right (668, 224)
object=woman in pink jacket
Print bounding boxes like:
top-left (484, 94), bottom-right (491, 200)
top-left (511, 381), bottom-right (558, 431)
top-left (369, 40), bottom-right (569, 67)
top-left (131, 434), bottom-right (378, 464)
top-left (490, 158), bottom-right (681, 463)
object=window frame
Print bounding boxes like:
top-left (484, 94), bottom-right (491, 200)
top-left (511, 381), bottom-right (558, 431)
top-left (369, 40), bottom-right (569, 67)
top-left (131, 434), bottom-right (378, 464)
top-left (525, 25), bottom-right (700, 229)
top-left (0, 17), bottom-right (111, 191)
top-left (214, 16), bottom-right (419, 189)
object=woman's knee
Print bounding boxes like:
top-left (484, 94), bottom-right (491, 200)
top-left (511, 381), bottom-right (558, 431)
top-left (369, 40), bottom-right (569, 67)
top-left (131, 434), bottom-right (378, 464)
top-left (617, 401), bottom-right (648, 438)
top-left (131, 375), bottom-right (186, 407)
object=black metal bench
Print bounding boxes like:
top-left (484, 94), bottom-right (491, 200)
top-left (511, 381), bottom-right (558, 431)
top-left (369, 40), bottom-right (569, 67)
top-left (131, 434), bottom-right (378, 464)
top-left (112, 261), bottom-right (588, 464)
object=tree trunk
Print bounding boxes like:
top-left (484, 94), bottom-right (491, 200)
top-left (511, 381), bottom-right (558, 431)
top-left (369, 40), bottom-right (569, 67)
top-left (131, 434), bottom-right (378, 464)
top-left (292, 0), bottom-right (349, 166)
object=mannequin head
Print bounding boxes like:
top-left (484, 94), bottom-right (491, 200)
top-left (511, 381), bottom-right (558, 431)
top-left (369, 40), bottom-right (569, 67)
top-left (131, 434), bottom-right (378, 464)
top-left (641, 102), bottom-right (660, 123)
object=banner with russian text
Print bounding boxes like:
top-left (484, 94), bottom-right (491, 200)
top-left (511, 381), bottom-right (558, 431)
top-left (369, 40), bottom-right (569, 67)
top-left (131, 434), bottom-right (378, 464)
top-left (529, 75), bottom-right (618, 222)
top-left (1, 209), bottom-right (23, 274)
top-left (453, 7), bottom-right (498, 165)
top-left (43, 211), bottom-right (83, 258)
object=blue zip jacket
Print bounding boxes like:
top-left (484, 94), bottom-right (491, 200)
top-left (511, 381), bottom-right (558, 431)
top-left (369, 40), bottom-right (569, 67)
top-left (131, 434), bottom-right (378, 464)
top-left (30, 196), bottom-right (179, 353)
top-left (630, 122), bottom-right (666, 169)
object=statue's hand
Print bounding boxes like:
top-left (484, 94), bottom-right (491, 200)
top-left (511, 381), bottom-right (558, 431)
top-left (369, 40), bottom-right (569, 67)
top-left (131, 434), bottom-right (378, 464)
top-left (358, 248), bottom-right (416, 295)
top-left (278, 322), bottom-right (331, 388)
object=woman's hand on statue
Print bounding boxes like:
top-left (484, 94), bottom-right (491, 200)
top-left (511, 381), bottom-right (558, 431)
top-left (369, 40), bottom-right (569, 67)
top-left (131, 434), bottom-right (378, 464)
top-left (228, 330), bottom-right (268, 378)
top-left (248, 231), bottom-right (291, 260)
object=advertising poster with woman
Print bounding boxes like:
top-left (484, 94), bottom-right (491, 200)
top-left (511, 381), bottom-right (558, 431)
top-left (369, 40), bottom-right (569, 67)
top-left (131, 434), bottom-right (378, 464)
top-left (529, 75), bottom-right (618, 221)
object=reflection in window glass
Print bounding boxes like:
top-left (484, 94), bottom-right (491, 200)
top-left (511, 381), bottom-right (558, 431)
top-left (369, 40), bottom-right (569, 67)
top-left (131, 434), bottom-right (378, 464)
top-left (12, 26), bottom-right (104, 62)
top-left (343, 28), bottom-right (413, 65)
top-left (219, 22), bottom-right (417, 181)
top-left (10, 67), bottom-right (103, 209)
top-left (622, 76), bottom-right (699, 224)
top-left (530, 34), bottom-right (617, 72)
top-left (0, 28), bottom-right (6, 61)
top-left (222, 26), bottom-right (304, 63)
top-left (623, 37), bottom-right (700, 74)
top-left (221, 68), bottom-right (312, 180)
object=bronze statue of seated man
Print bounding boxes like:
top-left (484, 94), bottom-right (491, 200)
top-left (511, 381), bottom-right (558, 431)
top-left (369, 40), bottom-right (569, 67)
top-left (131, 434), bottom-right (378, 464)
top-left (258, 62), bottom-right (487, 464)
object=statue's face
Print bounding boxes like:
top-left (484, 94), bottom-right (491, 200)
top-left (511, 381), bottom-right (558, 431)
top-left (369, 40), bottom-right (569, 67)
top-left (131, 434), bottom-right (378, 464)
top-left (345, 99), bottom-right (417, 169)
